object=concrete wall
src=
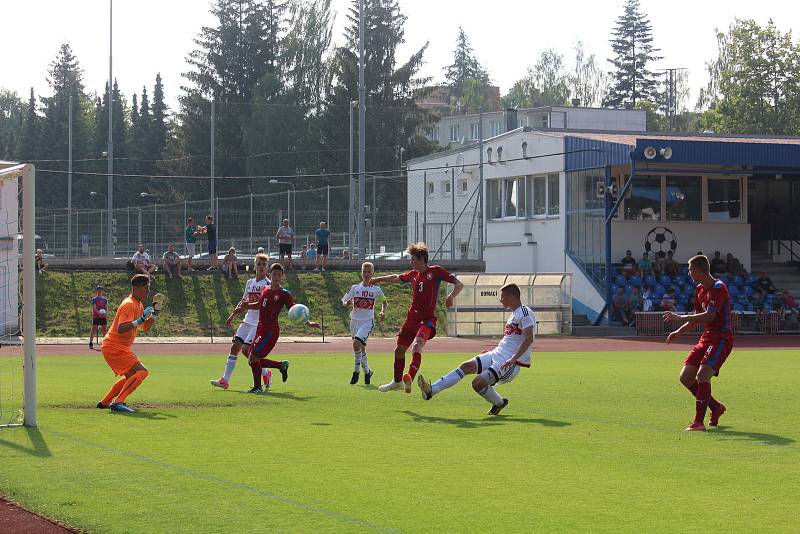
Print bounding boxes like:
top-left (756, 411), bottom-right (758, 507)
top-left (550, 107), bottom-right (647, 131)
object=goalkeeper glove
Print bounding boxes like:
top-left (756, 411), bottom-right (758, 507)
top-left (132, 306), bottom-right (155, 326)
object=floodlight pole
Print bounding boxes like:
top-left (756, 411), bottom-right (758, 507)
top-left (68, 94), bottom-right (72, 259)
top-left (357, 0), bottom-right (366, 258)
top-left (478, 109), bottom-right (484, 261)
top-left (349, 101), bottom-right (356, 257)
top-left (210, 99), bottom-right (215, 218)
top-left (107, 0), bottom-right (114, 258)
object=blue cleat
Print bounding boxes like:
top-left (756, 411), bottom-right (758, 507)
top-left (109, 402), bottom-right (136, 413)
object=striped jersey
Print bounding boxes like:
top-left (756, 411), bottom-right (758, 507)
top-left (242, 276), bottom-right (271, 326)
top-left (495, 305), bottom-right (536, 365)
top-left (342, 283), bottom-right (386, 320)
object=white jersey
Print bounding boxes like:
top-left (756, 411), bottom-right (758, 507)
top-left (242, 276), bottom-right (271, 325)
top-left (342, 283), bottom-right (386, 321)
top-left (494, 305), bottom-right (536, 365)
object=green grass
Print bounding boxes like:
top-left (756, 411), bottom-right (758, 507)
top-left (35, 271), bottom-right (447, 338)
top-left (1, 349), bottom-right (798, 533)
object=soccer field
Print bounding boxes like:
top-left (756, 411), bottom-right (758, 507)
top-left (0, 349), bottom-right (798, 533)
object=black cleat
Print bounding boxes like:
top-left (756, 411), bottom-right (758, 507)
top-left (350, 372), bottom-right (359, 385)
top-left (364, 370), bottom-right (373, 385)
top-left (280, 360), bottom-right (290, 382)
top-left (487, 398), bottom-right (509, 416)
top-left (89, 342), bottom-right (93, 349)
top-left (96, 401), bottom-right (108, 409)
top-left (247, 386), bottom-right (264, 394)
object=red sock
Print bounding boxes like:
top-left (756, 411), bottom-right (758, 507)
top-left (393, 357), bottom-right (405, 382)
top-left (684, 381), bottom-right (720, 410)
top-left (408, 352), bottom-right (422, 380)
top-left (259, 358), bottom-right (282, 369)
top-left (694, 382), bottom-right (711, 424)
top-left (251, 359), bottom-right (282, 387)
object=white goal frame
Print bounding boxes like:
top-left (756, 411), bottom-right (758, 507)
top-left (0, 162), bottom-right (36, 428)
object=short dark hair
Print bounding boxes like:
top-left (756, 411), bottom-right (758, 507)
top-left (500, 283), bottom-right (521, 300)
top-left (187, 217), bottom-right (193, 223)
top-left (406, 242), bottom-right (429, 264)
top-left (269, 262), bottom-right (284, 273)
top-left (131, 274), bottom-right (150, 287)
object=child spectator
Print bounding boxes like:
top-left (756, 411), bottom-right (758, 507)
top-left (660, 287), bottom-right (677, 311)
top-left (35, 248), bottom-right (48, 274)
top-left (642, 287), bottom-right (654, 312)
top-left (222, 247), bottom-right (239, 279)
top-left (89, 285), bottom-right (108, 350)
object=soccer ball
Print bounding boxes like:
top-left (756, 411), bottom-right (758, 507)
top-left (288, 304), bottom-right (310, 322)
top-left (644, 226), bottom-right (678, 259)
top-left (98, 309), bottom-right (107, 316)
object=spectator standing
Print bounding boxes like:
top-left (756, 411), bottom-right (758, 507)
top-left (35, 248), bottom-right (48, 274)
top-left (184, 217), bottom-right (198, 271)
top-left (664, 251), bottom-right (680, 276)
top-left (710, 251), bottom-right (727, 276)
top-left (222, 247), bottom-right (240, 279)
top-left (314, 222), bottom-right (331, 272)
top-left (639, 252), bottom-right (653, 277)
top-left (198, 215), bottom-right (218, 270)
top-left (276, 219), bottom-right (294, 270)
top-left (162, 243), bottom-right (182, 279)
top-left (89, 285), bottom-right (108, 349)
top-left (300, 244), bottom-right (308, 270)
top-left (620, 250), bottom-right (637, 276)
top-left (131, 244), bottom-right (156, 277)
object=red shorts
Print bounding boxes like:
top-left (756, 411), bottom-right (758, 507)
top-left (397, 317), bottom-right (437, 347)
top-left (250, 329), bottom-right (279, 358)
top-left (684, 337), bottom-right (733, 374)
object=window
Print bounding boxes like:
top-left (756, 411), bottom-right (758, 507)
top-left (442, 180), bottom-right (451, 196)
top-left (457, 179), bottom-right (468, 195)
top-left (490, 120), bottom-right (501, 137)
top-left (426, 182), bottom-right (434, 196)
top-left (489, 180), bottom-right (502, 219)
top-left (469, 123), bottom-right (479, 140)
top-left (624, 176), bottom-right (661, 221)
top-left (431, 127), bottom-right (439, 141)
top-left (504, 178), bottom-right (520, 217)
top-left (540, 115), bottom-right (548, 128)
top-left (707, 178), bottom-right (741, 221)
top-left (548, 173), bottom-right (560, 215)
top-left (449, 124), bottom-right (460, 142)
top-left (666, 176), bottom-right (702, 221)
top-left (529, 176), bottom-right (546, 216)
top-left (488, 178), bottom-right (524, 219)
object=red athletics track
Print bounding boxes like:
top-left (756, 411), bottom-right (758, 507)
top-left (0, 497), bottom-right (77, 534)
top-left (3, 335), bottom-right (800, 356)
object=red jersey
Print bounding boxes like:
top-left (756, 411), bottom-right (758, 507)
top-left (399, 265), bottom-right (458, 321)
top-left (694, 280), bottom-right (732, 342)
top-left (257, 286), bottom-right (295, 331)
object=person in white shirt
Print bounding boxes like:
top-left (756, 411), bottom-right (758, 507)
top-left (211, 253), bottom-right (272, 389)
top-left (417, 283), bottom-right (535, 415)
top-left (131, 244), bottom-right (156, 276)
top-left (341, 262), bottom-right (387, 385)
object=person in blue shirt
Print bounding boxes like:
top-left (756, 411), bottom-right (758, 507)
top-left (314, 222), bottom-right (331, 272)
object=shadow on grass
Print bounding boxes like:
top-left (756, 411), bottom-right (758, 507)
top-left (110, 410), bottom-right (178, 421)
top-left (0, 427), bottom-right (52, 457)
top-left (401, 410), bottom-right (571, 429)
top-left (227, 390), bottom-right (321, 402)
top-left (709, 426), bottom-right (795, 446)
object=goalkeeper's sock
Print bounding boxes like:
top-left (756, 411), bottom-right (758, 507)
top-left (114, 370), bottom-right (149, 403)
top-left (101, 376), bottom-right (127, 406)
top-left (222, 355), bottom-right (237, 382)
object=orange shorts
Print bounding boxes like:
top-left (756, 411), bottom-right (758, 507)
top-left (102, 346), bottom-right (140, 375)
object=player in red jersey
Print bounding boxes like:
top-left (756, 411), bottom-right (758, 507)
top-left (664, 255), bottom-right (731, 431)
top-left (370, 242), bottom-right (463, 393)
top-left (239, 263), bottom-right (319, 393)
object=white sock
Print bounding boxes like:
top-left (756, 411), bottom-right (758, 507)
top-left (261, 368), bottom-right (269, 378)
top-left (479, 385), bottom-right (503, 406)
top-left (353, 351), bottom-right (361, 372)
top-left (223, 355), bottom-right (237, 381)
top-left (361, 350), bottom-right (371, 373)
top-left (431, 368), bottom-right (465, 396)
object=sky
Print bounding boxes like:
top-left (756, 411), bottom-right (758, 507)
top-left (2, 0), bottom-right (798, 111)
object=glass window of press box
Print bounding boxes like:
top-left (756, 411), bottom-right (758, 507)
top-left (488, 174), bottom-right (560, 220)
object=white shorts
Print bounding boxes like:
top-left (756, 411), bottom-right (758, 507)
top-left (186, 242), bottom-right (196, 256)
top-left (474, 349), bottom-right (522, 386)
top-left (234, 322), bottom-right (257, 345)
top-left (350, 318), bottom-right (375, 344)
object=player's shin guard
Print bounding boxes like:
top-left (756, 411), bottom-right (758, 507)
top-left (353, 350), bottom-right (362, 372)
top-left (393, 356), bottom-right (405, 383)
top-left (431, 368), bottom-right (465, 396)
top-left (408, 352), bottom-right (422, 380)
top-left (478, 384), bottom-right (503, 406)
top-left (694, 382), bottom-right (712, 424)
top-left (101, 376), bottom-right (127, 406)
top-left (223, 354), bottom-right (237, 382)
top-left (361, 350), bottom-right (370, 373)
top-left (684, 381), bottom-right (721, 411)
top-left (114, 370), bottom-right (149, 403)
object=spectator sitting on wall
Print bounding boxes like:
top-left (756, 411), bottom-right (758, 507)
top-left (300, 244), bottom-right (308, 270)
top-left (710, 251), bottom-right (728, 276)
top-left (222, 247), bottom-right (239, 279)
top-left (660, 287), bottom-right (677, 311)
top-left (131, 244), bottom-right (156, 277)
top-left (35, 248), bottom-right (48, 274)
top-left (664, 251), bottom-right (680, 276)
top-left (620, 250), bottom-right (637, 276)
top-left (612, 286), bottom-right (632, 326)
top-left (162, 243), bottom-right (182, 279)
top-left (307, 242), bottom-right (317, 263)
top-left (756, 271), bottom-right (776, 294)
top-left (726, 253), bottom-right (746, 276)
top-left (342, 249), bottom-right (350, 260)
top-left (638, 251), bottom-right (653, 277)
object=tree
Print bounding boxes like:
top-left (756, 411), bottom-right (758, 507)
top-left (603, 0), bottom-right (663, 109)
top-left (503, 49), bottom-right (570, 108)
top-left (568, 41), bottom-right (609, 107)
top-left (16, 89), bottom-right (40, 163)
top-left (151, 73), bottom-right (170, 160)
top-left (0, 90), bottom-right (25, 160)
top-left (443, 27), bottom-right (490, 99)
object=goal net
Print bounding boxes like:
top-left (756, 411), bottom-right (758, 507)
top-left (0, 161), bottom-right (36, 428)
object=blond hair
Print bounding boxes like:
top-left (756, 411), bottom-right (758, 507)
top-left (361, 261), bottom-right (374, 272)
top-left (254, 253), bottom-right (269, 265)
top-left (688, 255), bottom-right (710, 275)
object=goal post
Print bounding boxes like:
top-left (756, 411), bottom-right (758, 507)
top-left (0, 161), bottom-right (36, 428)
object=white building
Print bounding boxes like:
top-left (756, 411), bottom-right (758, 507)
top-left (428, 106), bottom-right (647, 148)
top-left (407, 128), bottom-right (800, 322)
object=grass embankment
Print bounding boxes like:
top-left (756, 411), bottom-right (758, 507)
top-left (34, 270), bottom-right (447, 338)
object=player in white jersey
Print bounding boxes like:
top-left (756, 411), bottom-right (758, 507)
top-left (211, 253), bottom-right (273, 389)
top-left (417, 283), bottom-right (535, 415)
top-left (341, 262), bottom-right (387, 384)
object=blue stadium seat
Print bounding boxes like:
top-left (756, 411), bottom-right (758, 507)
top-left (644, 274), bottom-right (657, 287)
top-left (659, 275), bottom-right (671, 286)
top-left (742, 286), bottom-right (754, 297)
top-left (733, 303), bottom-right (744, 312)
top-left (745, 303), bottom-right (754, 312)
top-left (682, 285), bottom-right (695, 296)
top-left (625, 284), bottom-right (634, 294)
top-left (629, 275), bottom-right (642, 286)
top-left (655, 285), bottom-right (667, 298)
top-left (728, 285), bottom-right (739, 297)
top-left (615, 274), bottom-right (626, 286)
top-left (733, 275), bottom-right (744, 286)
top-left (746, 275), bottom-right (756, 285)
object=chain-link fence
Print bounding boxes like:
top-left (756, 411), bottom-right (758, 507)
top-left (34, 185), bottom-right (482, 261)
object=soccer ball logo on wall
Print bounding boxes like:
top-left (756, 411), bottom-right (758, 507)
top-left (644, 226), bottom-right (677, 258)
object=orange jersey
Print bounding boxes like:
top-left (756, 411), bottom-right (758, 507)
top-left (102, 295), bottom-right (150, 351)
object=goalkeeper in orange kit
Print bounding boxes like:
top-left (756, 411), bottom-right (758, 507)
top-left (97, 274), bottom-right (160, 413)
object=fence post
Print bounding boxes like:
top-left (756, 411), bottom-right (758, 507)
top-left (451, 168), bottom-right (455, 260)
top-left (137, 208), bottom-right (142, 246)
top-left (415, 211), bottom-right (419, 243)
top-left (423, 171), bottom-right (427, 243)
top-left (249, 193), bottom-right (253, 252)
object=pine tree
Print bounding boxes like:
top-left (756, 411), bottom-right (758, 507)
top-left (0, 90), bottom-right (26, 160)
top-left (151, 73), bottom-right (169, 160)
top-left (16, 88), bottom-right (39, 162)
top-left (444, 27), bottom-right (490, 99)
top-left (603, 0), bottom-right (663, 109)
